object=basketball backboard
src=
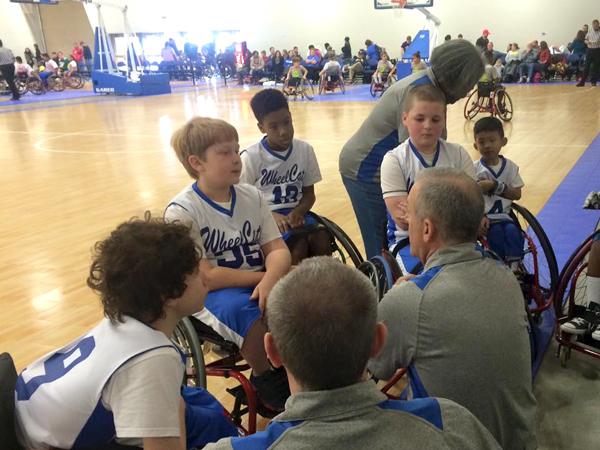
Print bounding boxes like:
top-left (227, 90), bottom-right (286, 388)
top-left (374, 0), bottom-right (433, 9)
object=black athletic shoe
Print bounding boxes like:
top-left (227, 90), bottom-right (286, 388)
top-left (250, 367), bottom-right (291, 411)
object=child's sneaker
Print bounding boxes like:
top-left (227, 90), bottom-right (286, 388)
top-left (560, 317), bottom-right (590, 335)
top-left (250, 367), bottom-right (291, 411)
top-left (592, 325), bottom-right (600, 341)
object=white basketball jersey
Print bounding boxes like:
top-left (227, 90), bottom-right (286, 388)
top-left (387, 139), bottom-right (475, 245)
top-left (165, 183), bottom-right (267, 271)
top-left (240, 137), bottom-right (322, 211)
top-left (15, 317), bottom-right (179, 449)
top-left (474, 157), bottom-right (524, 220)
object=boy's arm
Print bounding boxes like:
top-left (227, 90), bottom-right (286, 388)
top-left (251, 238), bottom-right (291, 313)
top-left (143, 399), bottom-right (186, 450)
top-left (301, 66), bottom-right (308, 77)
top-left (287, 185), bottom-right (316, 228)
top-left (384, 195), bottom-right (408, 230)
top-left (200, 259), bottom-right (264, 291)
top-left (381, 151), bottom-right (409, 229)
top-left (502, 185), bottom-right (522, 201)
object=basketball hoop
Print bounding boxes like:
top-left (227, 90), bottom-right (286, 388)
top-left (391, 0), bottom-right (408, 17)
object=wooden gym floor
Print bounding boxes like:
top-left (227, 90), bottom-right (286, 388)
top-left (1, 82), bottom-right (599, 431)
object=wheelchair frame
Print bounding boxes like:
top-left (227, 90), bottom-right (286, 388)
top-left (318, 73), bottom-right (345, 95)
top-left (553, 230), bottom-right (600, 367)
top-left (464, 82), bottom-right (514, 122)
top-left (369, 72), bottom-right (396, 98)
top-left (282, 77), bottom-right (315, 101)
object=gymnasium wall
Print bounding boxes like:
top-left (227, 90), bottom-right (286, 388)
top-left (81, 0), bottom-right (598, 58)
top-left (39, 1), bottom-right (94, 58)
top-left (1, 2), bottom-right (37, 57)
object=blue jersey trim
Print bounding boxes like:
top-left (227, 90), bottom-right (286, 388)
top-left (165, 201), bottom-right (189, 213)
top-left (480, 156), bottom-right (507, 179)
top-left (379, 397), bottom-right (443, 430)
top-left (357, 130), bottom-right (400, 182)
top-left (408, 265), bottom-right (443, 291)
top-left (261, 136), bottom-right (293, 162)
top-left (231, 420), bottom-right (303, 449)
top-left (407, 362), bottom-right (430, 399)
top-left (192, 183), bottom-right (237, 217)
top-left (408, 139), bottom-right (440, 168)
top-left (72, 399), bottom-right (116, 448)
top-left (409, 75), bottom-right (433, 87)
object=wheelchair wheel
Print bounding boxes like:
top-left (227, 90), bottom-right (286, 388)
top-left (358, 260), bottom-right (381, 299)
top-left (18, 78), bottom-right (28, 95)
top-left (463, 89), bottom-right (481, 120)
top-left (204, 65), bottom-right (215, 79)
top-left (370, 80), bottom-right (377, 97)
top-left (318, 77), bottom-right (324, 95)
top-left (339, 77), bottom-right (345, 94)
top-left (66, 72), bottom-right (84, 89)
top-left (511, 203), bottom-right (558, 313)
top-left (173, 317), bottom-right (207, 388)
top-left (300, 78), bottom-right (314, 100)
top-left (370, 255), bottom-right (397, 299)
top-left (307, 214), bottom-right (363, 267)
top-left (48, 75), bottom-right (65, 92)
top-left (494, 88), bottom-right (513, 122)
top-left (26, 76), bottom-right (44, 95)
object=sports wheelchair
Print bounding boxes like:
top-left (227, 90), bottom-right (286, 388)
top-left (318, 72), bottom-right (345, 95)
top-left (554, 230), bottom-right (600, 367)
top-left (370, 72), bottom-right (396, 98)
top-left (172, 215), bottom-right (363, 434)
top-left (282, 77), bottom-right (315, 101)
top-left (464, 81), bottom-right (514, 122)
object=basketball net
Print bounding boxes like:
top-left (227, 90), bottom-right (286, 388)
top-left (392, 0), bottom-right (407, 17)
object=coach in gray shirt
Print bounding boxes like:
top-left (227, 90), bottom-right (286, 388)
top-left (206, 257), bottom-right (501, 450)
top-left (369, 167), bottom-right (538, 450)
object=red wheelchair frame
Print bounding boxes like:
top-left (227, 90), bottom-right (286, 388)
top-left (318, 73), bottom-right (345, 95)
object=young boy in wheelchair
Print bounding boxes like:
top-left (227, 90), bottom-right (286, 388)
top-left (14, 215), bottom-right (237, 450)
top-left (241, 88), bottom-right (331, 264)
top-left (165, 117), bottom-right (292, 411)
top-left (473, 117), bottom-right (524, 271)
top-left (381, 85), bottom-right (477, 274)
top-left (477, 51), bottom-right (500, 108)
top-left (284, 57), bottom-right (307, 92)
top-left (373, 52), bottom-right (396, 88)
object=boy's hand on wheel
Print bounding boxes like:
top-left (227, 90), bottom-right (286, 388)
top-left (272, 212), bottom-right (291, 233)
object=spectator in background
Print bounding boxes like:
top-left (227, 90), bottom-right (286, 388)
top-left (365, 39), bottom-right (381, 66)
top-left (58, 51), bottom-right (69, 71)
top-left (272, 50), bottom-right (284, 81)
top-left (14, 56), bottom-right (33, 77)
top-left (304, 47), bottom-right (320, 80)
top-left (577, 19), bottom-right (600, 87)
top-left (308, 44), bottom-right (322, 62)
top-left (268, 47), bottom-right (276, 61)
top-left (282, 49), bottom-right (289, 59)
top-left (505, 43), bottom-right (522, 63)
top-left (342, 36), bottom-right (352, 60)
top-left (476, 29), bottom-right (491, 52)
top-left (458, 34), bottom-right (463, 39)
top-left (51, 51), bottom-right (59, 66)
top-left (324, 43), bottom-right (336, 60)
top-left (168, 38), bottom-right (180, 57)
top-left (33, 43), bottom-right (41, 63)
top-left (487, 42), bottom-right (505, 64)
top-left (24, 47), bottom-right (33, 66)
top-left (412, 51), bottom-right (427, 73)
top-left (81, 41), bottom-right (93, 73)
top-left (249, 50), bottom-right (264, 81)
top-left (184, 38), bottom-right (199, 61)
top-left (293, 46), bottom-right (301, 58)
top-left (72, 42), bottom-right (84, 71)
top-left (445, 35), bottom-right (451, 42)
top-left (519, 42), bottom-right (539, 83)
top-left (583, 24), bottom-right (589, 34)
top-left (343, 49), bottom-right (367, 83)
top-left (571, 30), bottom-right (588, 58)
top-left (161, 41), bottom-right (178, 71)
top-left (401, 35), bottom-right (412, 54)
top-left (537, 41), bottom-right (551, 80)
top-left (0, 39), bottom-right (20, 100)
top-left (494, 58), bottom-right (504, 79)
top-left (261, 50), bottom-right (268, 64)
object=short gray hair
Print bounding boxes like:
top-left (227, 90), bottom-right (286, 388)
top-left (431, 39), bottom-right (485, 103)
top-left (267, 257), bottom-right (378, 391)
top-left (414, 167), bottom-right (484, 245)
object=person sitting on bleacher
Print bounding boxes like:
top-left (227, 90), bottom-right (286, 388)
top-left (14, 215), bottom-right (237, 450)
top-left (411, 51), bottom-right (427, 73)
top-left (165, 117), bottom-right (292, 411)
top-left (205, 257), bottom-right (503, 450)
top-left (370, 167), bottom-right (538, 450)
top-left (473, 117), bottom-right (524, 270)
top-left (373, 52), bottom-right (396, 85)
top-left (304, 48), bottom-right (320, 81)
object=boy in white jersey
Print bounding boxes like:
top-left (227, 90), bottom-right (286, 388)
top-left (15, 215), bottom-right (237, 450)
top-left (319, 55), bottom-right (342, 82)
top-left (165, 117), bottom-right (292, 411)
top-left (381, 85), bottom-right (477, 274)
top-left (473, 117), bottom-right (524, 269)
top-left (241, 89), bottom-right (331, 264)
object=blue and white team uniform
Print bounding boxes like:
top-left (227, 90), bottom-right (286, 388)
top-left (474, 156), bottom-right (525, 261)
top-left (381, 139), bottom-right (477, 274)
top-left (165, 183), bottom-right (281, 347)
top-left (15, 317), bottom-right (236, 449)
top-left (240, 137), bottom-right (322, 241)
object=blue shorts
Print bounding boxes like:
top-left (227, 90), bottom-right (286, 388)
top-left (486, 219), bottom-right (524, 261)
top-left (183, 386), bottom-right (238, 447)
top-left (390, 239), bottom-right (422, 275)
top-left (275, 209), bottom-right (320, 241)
top-left (193, 287), bottom-right (261, 348)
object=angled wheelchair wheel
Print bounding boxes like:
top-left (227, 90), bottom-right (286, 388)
top-left (511, 203), bottom-right (558, 313)
top-left (370, 79), bottom-right (377, 97)
top-left (318, 76), bottom-right (324, 95)
top-left (370, 255), bottom-right (397, 299)
top-left (339, 77), bottom-right (345, 94)
top-left (26, 76), bottom-right (44, 95)
top-left (173, 317), bottom-right (207, 388)
top-left (307, 214), bottom-right (363, 267)
top-left (67, 72), bottom-right (84, 89)
top-left (300, 78), bottom-right (315, 100)
top-left (48, 75), bottom-right (65, 92)
top-left (463, 89), bottom-right (481, 120)
top-left (494, 88), bottom-right (514, 122)
top-left (358, 260), bottom-right (381, 299)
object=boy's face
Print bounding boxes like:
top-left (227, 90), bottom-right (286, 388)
top-left (195, 140), bottom-right (242, 186)
top-left (175, 263), bottom-right (210, 316)
top-left (402, 100), bottom-right (446, 151)
top-left (258, 108), bottom-right (294, 151)
top-left (473, 131), bottom-right (507, 163)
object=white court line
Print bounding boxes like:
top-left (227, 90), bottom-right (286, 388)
top-left (519, 85), bottom-right (596, 101)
